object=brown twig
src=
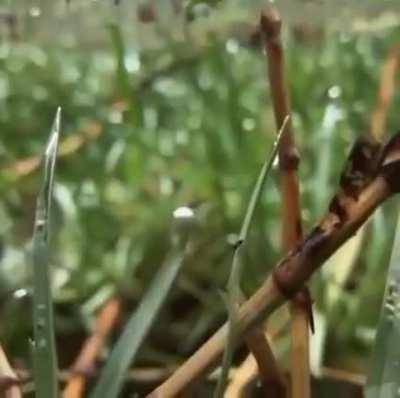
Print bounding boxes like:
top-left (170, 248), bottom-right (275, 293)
top-left (224, 353), bottom-right (259, 398)
top-left (370, 44), bottom-right (400, 141)
top-left (62, 297), bottom-right (121, 398)
top-left (147, 131), bottom-right (400, 397)
top-left (243, 327), bottom-right (287, 396)
top-left (260, 7), bottom-right (302, 246)
top-left (289, 289), bottom-right (311, 398)
top-left (260, 6), bottom-right (310, 398)
top-left (0, 344), bottom-right (22, 398)
top-left (225, 315), bottom-right (288, 397)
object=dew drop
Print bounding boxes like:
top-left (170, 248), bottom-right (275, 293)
top-left (328, 85), bottom-right (341, 99)
top-left (13, 288), bottom-right (28, 299)
top-left (29, 6), bottom-right (41, 17)
top-left (226, 39), bottom-right (239, 55)
top-left (37, 338), bottom-right (47, 349)
top-left (173, 206), bottom-right (194, 219)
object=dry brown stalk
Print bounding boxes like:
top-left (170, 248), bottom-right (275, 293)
top-left (370, 44), bottom-right (400, 141)
top-left (224, 353), bottom-right (258, 398)
top-left (0, 343), bottom-right (22, 398)
top-left (62, 297), bottom-right (121, 398)
top-left (260, 6), bottom-right (310, 398)
top-left (289, 290), bottom-right (311, 398)
top-left (228, 296), bottom-right (285, 395)
top-left (225, 315), bottom-right (288, 398)
top-left (260, 7), bottom-right (302, 247)
top-left (244, 328), bottom-right (287, 396)
top-left (147, 131), bottom-right (400, 398)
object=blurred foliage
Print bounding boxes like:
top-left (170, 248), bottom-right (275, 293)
top-left (0, 0), bottom-right (400, 394)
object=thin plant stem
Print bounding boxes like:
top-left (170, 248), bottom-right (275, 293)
top-left (214, 118), bottom-right (288, 397)
top-left (229, 116), bottom-right (288, 295)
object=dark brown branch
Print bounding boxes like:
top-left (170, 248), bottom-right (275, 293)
top-left (147, 132), bottom-right (400, 398)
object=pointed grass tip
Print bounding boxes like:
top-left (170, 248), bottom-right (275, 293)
top-left (45, 107), bottom-right (61, 158)
top-left (51, 106), bottom-right (61, 136)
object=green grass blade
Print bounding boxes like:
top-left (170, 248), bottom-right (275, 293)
top-left (89, 246), bottom-right (186, 398)
top-left (214, 116), bottom-right (288, 398)
top-left (32, 107), bottom-right (61, 398)
top-left (365, 211), bottom-right (400, 398)
top-left (108, 23), bottom-right (141, 126)
top-left (231, 116), bottom-right (289, 290)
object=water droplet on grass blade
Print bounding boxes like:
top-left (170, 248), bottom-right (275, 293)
top-left (173, 206), bottom-right (194, 219)
top-left (13, 288), bottom-right (28, 299)
top-left (29, 6), bottom-right (41, 17)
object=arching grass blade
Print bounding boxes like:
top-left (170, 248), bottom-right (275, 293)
top-left (214, 117), bottom-right (288, 397)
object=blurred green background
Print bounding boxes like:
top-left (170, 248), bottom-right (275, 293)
top-left (1, 0), bottom-right (400, 396)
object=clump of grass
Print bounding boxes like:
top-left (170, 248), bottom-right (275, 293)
top-left (32, 108), bottom-right (61, 398)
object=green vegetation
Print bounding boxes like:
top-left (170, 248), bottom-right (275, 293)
top-left (0, 2), bottom-right (399, 396)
